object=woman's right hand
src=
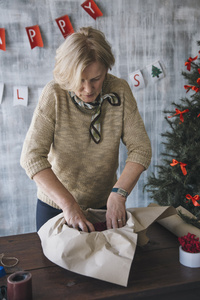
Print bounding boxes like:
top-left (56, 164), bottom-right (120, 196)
top-left (62, 201), bottom-right (95, 232)
top-left (33, 168), bottom-right (95, 232)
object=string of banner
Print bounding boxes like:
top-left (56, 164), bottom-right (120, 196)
top-left (0, 0), bottom-right (102, 51)
top-left (0, 0), bottom-right (165, 106)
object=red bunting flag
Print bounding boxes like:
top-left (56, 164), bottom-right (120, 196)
top-left (55, 15), bottom-right (74, 38)
top-left (81, 0), bottom-right (103, 20)
top-left (0, 28), bottom-right (6, 51)
top-left (25, 25), bottom-right (44, 49)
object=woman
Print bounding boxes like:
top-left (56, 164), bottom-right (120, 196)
top-left (20, 27), bottom-right (152, 232)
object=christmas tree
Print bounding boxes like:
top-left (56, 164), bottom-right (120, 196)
top-left (152, 65), bottom-right (162, 78)
top-left (145, 41), bottom-right (200, 229)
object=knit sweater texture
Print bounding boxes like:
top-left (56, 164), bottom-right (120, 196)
top-left (20, 74), bottom-right (152, 210)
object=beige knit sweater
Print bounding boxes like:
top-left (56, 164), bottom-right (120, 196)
top-left (20, 74), bottom-right (152, 210)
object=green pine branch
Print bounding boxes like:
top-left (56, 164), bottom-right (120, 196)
top-left (144, 40), bottom-right (200, 229)
top-left (178, 210), bottom-right (200, 229)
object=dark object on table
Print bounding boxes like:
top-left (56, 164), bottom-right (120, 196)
top-left (93, 221), bottom-right (107, 231)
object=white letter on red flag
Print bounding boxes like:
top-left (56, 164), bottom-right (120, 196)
top-left (0, 28), bottom-right (6, 51)
top-left (55, 15), bottom-right (74, 38)
top-left (81, 0), bottom-right (103, 20)
top-left (25, 25), bottom-right (44, 49)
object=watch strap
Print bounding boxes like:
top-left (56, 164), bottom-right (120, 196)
top-left (112, 187), bottom-right (129, 198)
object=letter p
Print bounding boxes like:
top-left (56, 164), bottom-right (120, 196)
top-left (58, 20), bottom-right (66, 33)
top-left (28, 29), bottom-right (36, 42)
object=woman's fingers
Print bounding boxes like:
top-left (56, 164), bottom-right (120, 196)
top-left (106, 211), bottom-right (127, 229)
top-left (77, 220), bottom-right (95, 232)
top-left (67, 217), bottom-right (95, 232)
top-left (63, 203), bottom-right (95, 232)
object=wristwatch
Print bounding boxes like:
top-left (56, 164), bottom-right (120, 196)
top-left (112, 187), bottom-right (129, 199)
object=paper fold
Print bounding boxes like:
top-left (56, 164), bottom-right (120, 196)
top-left (38, 205), bottom-right (176, 286)
top-left (149, 203), bottom-right (200, 239)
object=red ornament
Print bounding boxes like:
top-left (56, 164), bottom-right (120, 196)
top-left (184, 85), bottom-right (200, 93)
top-left (170, 159), bottom-right (187, 175)
top-left (186, 194), bottom-right (200, 207)
top-left (168, 108), bottom-right (189, 122)
top-left (185, 55), bottom-right (198, 71)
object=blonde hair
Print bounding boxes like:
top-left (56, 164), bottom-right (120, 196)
top-left (53, 27), bottom-right (115, 91)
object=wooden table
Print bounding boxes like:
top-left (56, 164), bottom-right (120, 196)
top-left (1, 223), bottom-right (200, 300)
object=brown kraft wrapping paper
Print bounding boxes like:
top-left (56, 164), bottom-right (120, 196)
top-left (38, 205), bottom-right (176, 286)
top-left (149, 203), bottom-right (200, 240)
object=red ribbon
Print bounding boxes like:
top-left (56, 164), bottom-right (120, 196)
top-left (192, 86), bottom-right (200, 93)
top-left (186, 194), bottom-right (200, 207)
top-left (185, 56), bottom-right (198, 71)
top-left (168, 108), bottom-right (189, 122)
top-left (170, 159), bottom-right (187, 175)
top-left (184, 85), bottom-right (192, 93)
top-left (184, 85), bottom-right (200, 93)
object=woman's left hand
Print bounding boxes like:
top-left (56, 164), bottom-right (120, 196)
top-left (106, 193), bottom-right (127, 229)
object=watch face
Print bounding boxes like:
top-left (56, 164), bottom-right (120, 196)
top-left (118, 188), bottom-right (128, 198)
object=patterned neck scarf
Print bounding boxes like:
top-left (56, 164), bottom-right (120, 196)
top-left (69, 91), bottom-right (120, 143)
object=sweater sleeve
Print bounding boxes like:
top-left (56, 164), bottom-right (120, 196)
top-left (121, 80), bottom-right (152, 169)
top-left (20, 81), bottom-right (57, 179)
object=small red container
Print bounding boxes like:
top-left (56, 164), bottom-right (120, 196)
top-left (7, 271), bottom-right (32, 300)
